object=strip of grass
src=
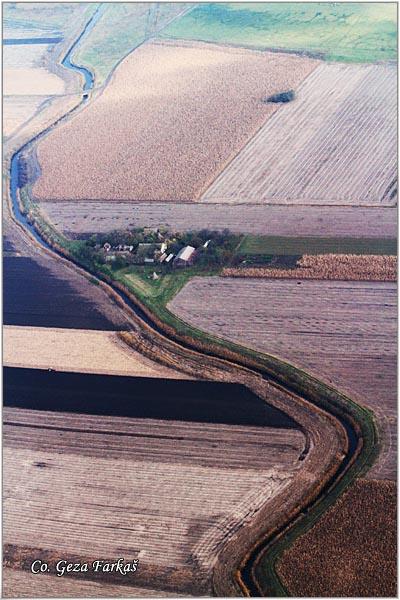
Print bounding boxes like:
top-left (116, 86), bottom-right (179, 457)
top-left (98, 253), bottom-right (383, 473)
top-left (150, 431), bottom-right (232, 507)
top-left (114, 264), bottom-right (220, 306)
top-left (237, 234), bottom-right (397, 257)
top-left (21, 191), bottom-right (380, 598)
top-left (162, 3), bottom-right (397, 63)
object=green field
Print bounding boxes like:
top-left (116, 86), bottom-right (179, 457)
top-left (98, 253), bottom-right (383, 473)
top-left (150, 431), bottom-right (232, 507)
top-left (237, 235), bottom-right (397, 257)
top-left (71, 3), bottom-right (191, 86)
top-left (162, 2), bottom-right (397, 63)
top-left (116, 265), bottom-right (218, 307)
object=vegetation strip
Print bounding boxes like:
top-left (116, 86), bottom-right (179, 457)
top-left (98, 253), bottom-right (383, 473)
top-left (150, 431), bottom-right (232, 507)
top-left (4, 17), bottom-right (380, 598)
top-left (9, 179), bottom-right (379, 596)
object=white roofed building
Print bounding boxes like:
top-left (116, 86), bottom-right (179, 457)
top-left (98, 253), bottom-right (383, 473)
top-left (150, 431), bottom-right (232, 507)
top-left (174, 245), bottom-right (196, 267)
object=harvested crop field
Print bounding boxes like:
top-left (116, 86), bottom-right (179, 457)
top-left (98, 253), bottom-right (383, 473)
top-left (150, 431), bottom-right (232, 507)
top-left (4, 406), bottom-right (303, 595)
top-left (3, 326), bottom-right (188, 380)
top-left (33, 39), bottom-right (318, 202)
top-left (169, 277), bottom-right (397, 479)
top-left (276, 479), bottom-right (397, 597)
top-left (39, 201), bottom-right (397, 239)
top-left (3, 96), bottom-right (46, 138)
top-left (2, 568), bottom-right (187, 598)
top-left (4, 67), bottom-right (65, 96)
top-left (202, 63), bottom-right (397, 206)
top-left (3, 255), bottom-right (129, 330)
top-left (224, 254), bottom-right (397, 282)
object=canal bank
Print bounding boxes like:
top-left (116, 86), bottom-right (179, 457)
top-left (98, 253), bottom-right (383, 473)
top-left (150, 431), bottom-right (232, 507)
top-left (4, 8), bottom-right (379, 600)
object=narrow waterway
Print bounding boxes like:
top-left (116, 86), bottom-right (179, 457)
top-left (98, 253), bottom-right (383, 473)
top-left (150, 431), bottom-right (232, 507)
top-left (61, 4), bottom-right (108, 91)
top-left (5, 9), bottom-right (361, 599)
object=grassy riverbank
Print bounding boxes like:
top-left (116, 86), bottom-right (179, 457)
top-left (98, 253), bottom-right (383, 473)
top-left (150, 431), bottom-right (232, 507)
top-left (15, 194), bottom-right (379, 596)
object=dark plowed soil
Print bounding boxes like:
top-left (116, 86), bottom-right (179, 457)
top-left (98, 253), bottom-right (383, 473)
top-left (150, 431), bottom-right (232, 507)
top-left (3, 256), bottom-right (126, 330)
top-left (4, 367), bottom-right (300, 428)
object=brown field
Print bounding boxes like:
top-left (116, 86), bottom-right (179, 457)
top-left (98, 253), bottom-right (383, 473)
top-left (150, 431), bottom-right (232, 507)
top-left (4, 407), bottom-right (303, 595)
top-left (38, 201), bottom-right (397, 239)
top-left (3, 325), bottom-right (189, 379)
top-left (169, 277), bottom-right (397, 479)
top-left (223, 254), bottom-right (397, 282)
top-left (202, 63), bottom-right (397, 206)
top-left (33, 39), bottom-right (318, 202)
top-left (276, 479), bottom-right (397, 597)
top-left (2, 568), bottom-right (187, 598)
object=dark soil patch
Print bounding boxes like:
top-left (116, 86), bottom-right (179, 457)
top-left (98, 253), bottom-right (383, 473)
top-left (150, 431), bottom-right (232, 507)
top-left (3, 256), bottom-right (121, 330)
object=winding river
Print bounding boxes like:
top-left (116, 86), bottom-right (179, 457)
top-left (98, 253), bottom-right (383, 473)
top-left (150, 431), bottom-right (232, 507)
top-left (6, 8), bottom-right (366, 598)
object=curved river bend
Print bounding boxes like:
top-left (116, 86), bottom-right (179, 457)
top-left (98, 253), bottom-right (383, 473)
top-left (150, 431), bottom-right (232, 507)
top-left (6, 11), bottom-right (361, 598)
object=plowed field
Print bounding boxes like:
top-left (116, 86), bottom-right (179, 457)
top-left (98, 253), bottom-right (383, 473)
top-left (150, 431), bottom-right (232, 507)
top-left (202, 64), bottom-right (397, 206)
top-left (4, 407), bottom-right (303, 595)
top-left (169, 277), bottom-right (397, 479)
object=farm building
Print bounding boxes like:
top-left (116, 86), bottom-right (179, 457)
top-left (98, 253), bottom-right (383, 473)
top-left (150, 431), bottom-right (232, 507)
top-left (174, 246), bottom-right (196, 267)
top-left (135, 243), bottom-right (166, 264)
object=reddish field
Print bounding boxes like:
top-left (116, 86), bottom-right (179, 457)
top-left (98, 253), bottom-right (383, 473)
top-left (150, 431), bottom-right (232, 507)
top-left (277, 479), bottom-right (397, 597)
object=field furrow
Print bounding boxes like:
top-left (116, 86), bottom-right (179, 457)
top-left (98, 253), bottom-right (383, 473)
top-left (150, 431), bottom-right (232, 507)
top-left (169, 277), bottom-right (396, 479)
top-left (202, 64), bottom-right (397, 206)
top-left (4, 408), bottom-right (300, 592)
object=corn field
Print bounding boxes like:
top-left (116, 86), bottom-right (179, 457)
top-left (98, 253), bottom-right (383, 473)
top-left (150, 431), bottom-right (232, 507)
top-left (222, 254), bottom-right (397, 282)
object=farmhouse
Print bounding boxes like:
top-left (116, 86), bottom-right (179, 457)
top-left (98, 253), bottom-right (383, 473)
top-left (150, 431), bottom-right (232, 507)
top-left (134, 243), bottom-right (167, 264)
top-left (174, 245), bottom-right (196, 267)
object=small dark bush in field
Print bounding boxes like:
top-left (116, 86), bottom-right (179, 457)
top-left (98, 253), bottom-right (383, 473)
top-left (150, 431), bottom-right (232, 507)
top-left (265, 90), bottom-right (295, 103)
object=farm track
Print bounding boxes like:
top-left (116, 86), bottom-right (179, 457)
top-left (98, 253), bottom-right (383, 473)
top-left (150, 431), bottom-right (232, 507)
top-left (4, 14), bottom-right (379, 598)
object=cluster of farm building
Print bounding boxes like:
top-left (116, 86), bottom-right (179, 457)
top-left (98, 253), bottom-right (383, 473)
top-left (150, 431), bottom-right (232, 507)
top-left (87, 227), bottom-right (227, 270)
top-left (103, 239), bottom-right (200, 267)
